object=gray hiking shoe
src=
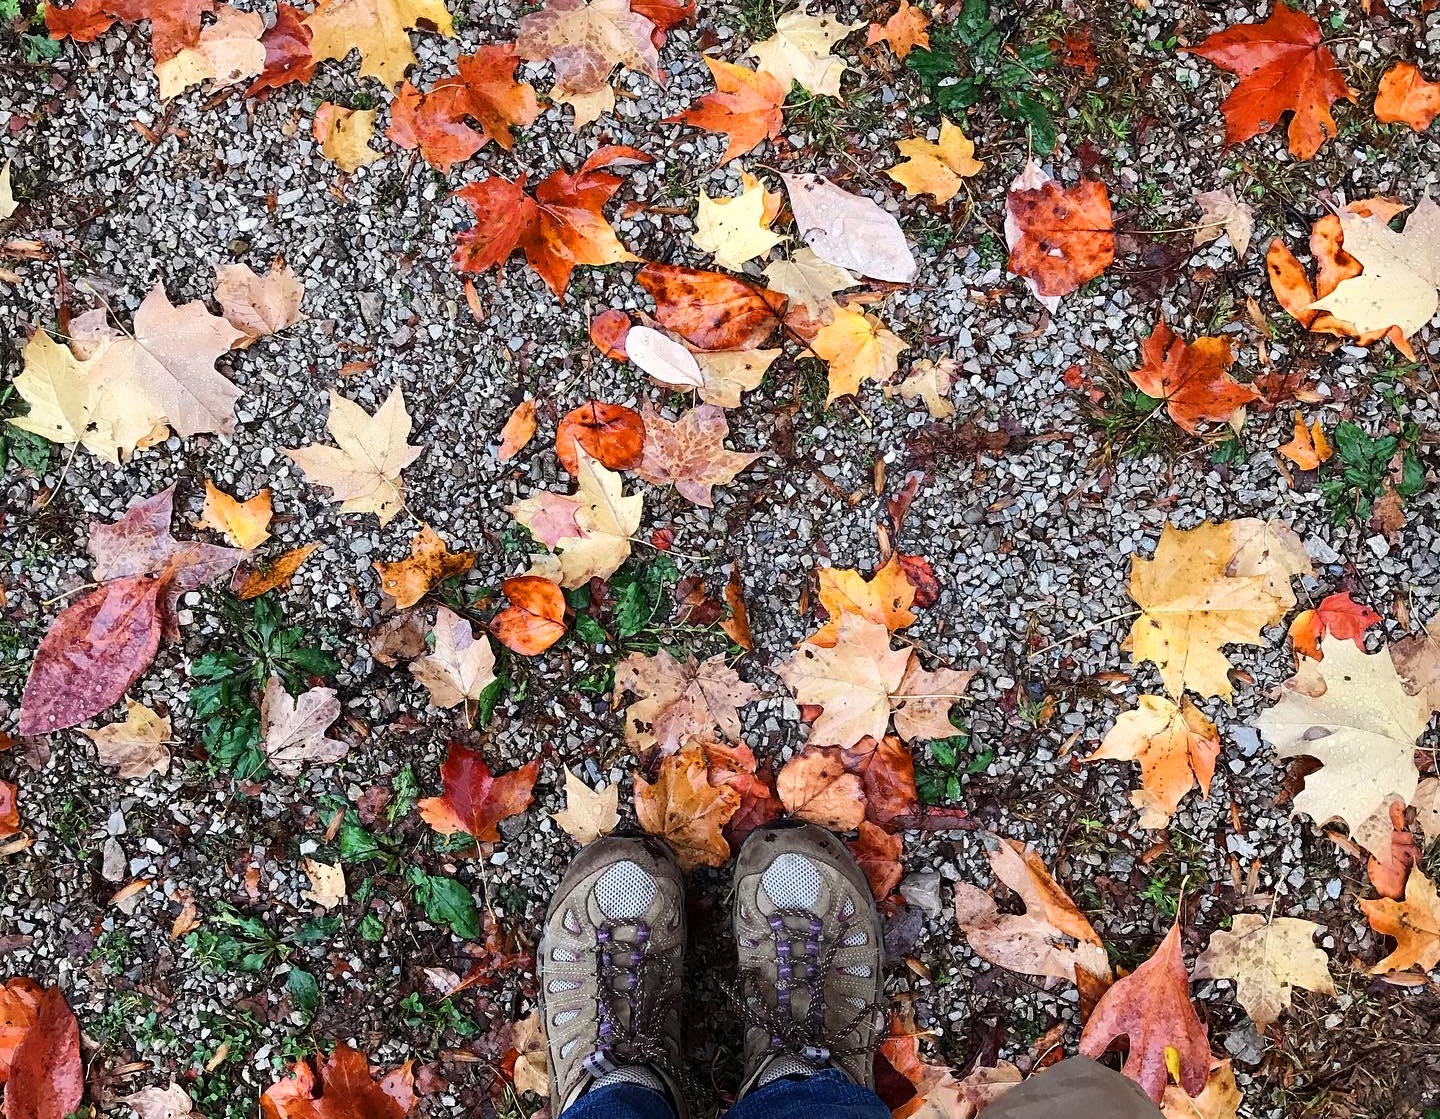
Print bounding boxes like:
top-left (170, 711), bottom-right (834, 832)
top-left (732, 821), bottom-right (886, 1096)
top-left (538, 836), bottom-right (688, 1118)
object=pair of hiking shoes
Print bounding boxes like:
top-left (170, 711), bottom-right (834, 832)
top-left (537, 821), bottom-right (886, 1118)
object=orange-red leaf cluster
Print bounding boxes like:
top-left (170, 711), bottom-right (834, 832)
top-left (262, 1044), bottom-right (415, 1119)
top-left (417, 743), bottom-right (540, 842)
top-left (389, 46), bottom-right (541, 171)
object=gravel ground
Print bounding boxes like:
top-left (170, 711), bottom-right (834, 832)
top-left (3, 0), bottom-right (1440, 1117)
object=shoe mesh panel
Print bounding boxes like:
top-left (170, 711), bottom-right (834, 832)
top-left (757, 1055), bottom-right (818, 1086)
top-left (760, 853), bottom-right (822, 909)
top-left (590, 1066), bottom-right (667, 1095)
top-left (595, 861), bottom-right (657, 920)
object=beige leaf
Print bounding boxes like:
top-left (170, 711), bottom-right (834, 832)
top-left (634, 403), bottom-right (763, 507)
top-left (7, 330), bottom-right (121, 462)
top-left (121, 1083), bottom-right (196, 1119)
top-left (887, 357), bottom-right (957, 419)
top-left (783, 173), bottom-right (917, 283)
top-left (197, 479), bottom-right (272, 549)
top-left (314, 103), bottom-right (385, 173)
top-left (1255, 640), bottom-right (1426, 850)
top-left (261, 678), bottom-right (348, 776)
top-left (83, 700), bottom-right (172, 779)
top-left (511, 1011), bottom-right (549, 1098)
top-left (748, 10), bottom-right (863, 98)
top-left (550, 768), bottom-right (620, 845)
top-left (1309, 197), bottom-right (1440, 338)
top-left (889, 659), bottom-right (976, 743)
top-left (1224, 516), bottom-right (1312, 612)
top-left (214, 261), bottom-right (305, 347)
top-left (692, 183), bottom-right (787, 271)
top-left (284, 385), bottom-right (423, 525)
top-left (1160, 1058), bottom-right (1243, 1119)
top-left (692, 348), bottom-right (778, 407)
top-left (613, 649), bottom-right (761, 754)
top-left (1391, 613), bottom-right (1440, 712)
top-left (1414, 777), bottom-right (1440, 843)
top-left (155, 6), bottom-right (265, 100)
top-left (302, 858), bottom-right (347, 909)
top-left (410, 605), bottom-right (498, 709)
top-left (1194, 187), bottom-right (1255, 258)
top-left (512, 446), bottom-right (642, 588)
top-left (516, 0), bottom-right (660, 104)
top-left (627, 325), bottom-right (705, 390)
top-left (762, 249), bottom-right (859, 322)
top-left (1193, 914), bottom-right (1333, 1028)
top-left (778, 614), bottom-right (911, 749)
top-left (0, 160), bottom-right (16, 220)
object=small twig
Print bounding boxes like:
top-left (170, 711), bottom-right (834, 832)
top-left (1029, 609), bottom-right (1142, 655)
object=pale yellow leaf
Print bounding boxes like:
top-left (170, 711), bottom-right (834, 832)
top-left (748, 10), bottom-right (863, 98)
top-left (810, 306), bottom-right (907, 402)
top-left (82, 700), bottom-right (172, 779)
top-left (550, 768), bottom-right (620, 845)
top-left (314, 103), bottom-right (384, 173)
top-left (1193, 914), bottom-right (1333, 1028)
top-left (409, 605), bottom-right (498, 709)
top-left (692, 183), bottom-right (787, 271)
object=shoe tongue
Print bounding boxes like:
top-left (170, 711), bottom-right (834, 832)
top-left (760, 853), bottom-right (822, 909)
top-left (757, 1052), bottom-right (821, 1087)
top-left (595, 860), bottom-right (658, 921)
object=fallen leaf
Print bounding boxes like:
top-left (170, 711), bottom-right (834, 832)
top-left (884, 119), bottom-right (982, 204)
top-left (197, 480), bottom-right (272, 549)
top-left (748, 9), bottom-right (862, 98)
top-left (247, 4), bottom-right (315, 96)
top-left (1374, 61), bottom-right (1440, 131)
top-left (762, 248), bottom-right (859, 321)
top-left (302, 858), bottom-right (347, 909)
top-left (550, 768), bottom-right (620, 845)
top-left (1127, 520), bottom-right (1292, 699)
top-left (634, 743), bottom-right (741, 869)
top-left (1128, 319), bottom-right (1259, 434)
top-left (284, 385), bottom-right (423, 526)
top-left (453, 146), bottom-right (651, 298)
top-left (886, 357), bottom-right (957, 420)
top-left (1184, 2), bottom-right (1353, 160)
top-left (865, 0), bottom-right (929, 60)
top-left (262, 678), bottom-right (347, 776)
top-left (47, 0), bottom-right (213, 60)
top-left (779, 615), bottom-right (910, 749)
top-left (214, 261), bottom-right (305, 346)
top-left (1308, 197), bottom-right (1440, 340)
top-left (1358, 868), bottom-right (1440, 973)
top-left (783, 173), bottom-right (917, 283)
top-left (82, 700), bottom-right (172, 779)
top-left (509, 1012), bottom-right (548, 1099)
top-left (811, 555), bottom-right (917, 647)
top-left (233, 543), bottom-right (320, 600)
top-left (1287, 591), bottom-right (1380, 660)
top-left (692, 182), bottom-right (787, 271)
top-left (635, 403), bottom-right (762, 507)
top-left (0, 782), bottom-right (17, 840)
top-left (1160, 1058), bottom-right (1242, 1119)
top-left (154, 5), bottom-right (264, 99)
top-left (1194, 186), bottom-right (1254, 258)
top-left (613, 649), bottom-right (760, 755)
top-left (417, 742), bottom-right (539, 841)
top-left (4, 331), bottom-right (131, 464)
top-left (366, 609), bottom-right (428, 666)
top-left (313, 103), bottom-right (383, 172)
top-left (1276, 411), bottom-right (1332, 471)
top-left (2, 986), bottom-right (83, 1119)
top-left (888, 659), bottom-right (975, 742)
top-left (1414, 777), bottom-right (1440, 843)
top-left (1089, 695), bottom-right (1220, 829)
top-left (516, 0), bottom-right (660, 126)
top-left (1392, 613), bottom-right (1440, 712)
top-left (849, 820), bottom-right (902, 899)
top-left (1193, 914), bottom-right (1334, 1028)
top-left (496, 399), bottom-right (537, 461)
top-left (260, 1044), bottom-right (415, 1119)
top-left (776, 746), bottom-right (867, 830)
top-left (1077, 923), bottom-right (1210, 1103)
top-left (637, 263), bottom-right (788, 350)
top-left (1223, 516), bottom-right (1312, 612)
top-left (510, 447), bottom-right (642, 588)
top-left (811, 306), bottom-right (907, 402)
top-left (1256, 639), bottom-right (1426, 852)
top-left (555, 399), bottom-right (645, 475)
top-left (120, 1084), bottom-right (195, 1119)
top-left (372, 526), bottom-right (475, 609)
top-left (409, 606), bottom-right (498, 711)
top-left (1006, 167), bottom-right (1114, 298)
top-left (303, 0), bottom-right (454, 87)
top-left (667, 58), bottom-right (785, 164)
top-left (841, 735), bottom-right (917, 826)
top-left (388, 46), bottom-right (541, 171)
top-left (1365, 799), bottom-right (1418, 901)
top-left (490, 575), bottom-right (567, 655)
top-left (0, 162), bottom-right (15, 221)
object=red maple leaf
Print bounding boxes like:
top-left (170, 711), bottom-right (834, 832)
top-left (452, 145), bottom-right (651, 298)
top-left (261, 1045), bottom-right (415, 1119)
top-left (2, 985), bottom-right (84, 1119)
top-left (1288, 591), bottom-right (1382, 660)
top-left (1127, 318), bottom-right (1259, 434)
top-left (418, 743), bottom-right (540, 842)
top-left (635, 264), bottom-right (788, 350)
top-left (1184, 2), bottom-right (1354, 160)
top-left (1006, 178), bottom-right (1114, 297)
top-left (246, 5), bottom-right (315, 97)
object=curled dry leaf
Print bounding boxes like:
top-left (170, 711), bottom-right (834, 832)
top-left (550, 768), bottom-right (620, 846)
top-left (1193, 914), bottom-right (1334, 1028)
top-left (1077, 923), bottom-right (1209, 1103)
top-left (417, 742), bottom-right (540, 842)
top-left (496, 399), bottom-right (537, 462)
top-left (372, 525), bottom-right (475, 609)
top-left (214, 261), bottom-right (305, 346)
top-left (82, 700), bottom-right (172, 779)
top-left (613, 649), bottom-right (760, 755)
top-left (409, 606), bottom-right (497, 711)
top-left (260, 1043), bottom-right (415, 1119)
top-left (233, 543), bottom-right (320, 600)
top-left (261, 678), bottom-right (347, 777)
top-left (198, 479), bottom-right (272, 549)
top-left (509, 1011), bottom-right (548, 1099)
top-left (776, 747), bottom-right (866, 831)
top-left (1276, 411), bottom-right (1331, 471)
top-left (634, 743), bottom-right (741, 869)
top-left (888, 357), bottom-right (957, 420)
top-left (1088, 695), bottom-right (1220, 829)
top-left (1193, 186), bottom-right (1254, 258)
top-left (490, 575), bottom-right (567, 655)
top-left (635, 404), bottom-right (763, 507)
top-left (1364, 799), bottom-right (1419, 901)
top-left (556, 399), bottom-right (645, 475)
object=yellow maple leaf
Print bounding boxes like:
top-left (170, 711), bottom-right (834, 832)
top-left (810, 306), bottom-right (907, 402)
top-left (304, 0), bottom-right (456, 88)
top-left (809, 555), bottom-right (918, 647)
top-left (884, 119), bottom-right (983, 203)
top-left (198, 479), bottom-right (273, 549)
top-left (692, 182), bottom-right (788, 271)
top-left (748, 10), bottom-right (863, 98)
top-left (1088, 695), bottom-right (1219, 828)
top-left (313, 103), bottom-right (384, 173)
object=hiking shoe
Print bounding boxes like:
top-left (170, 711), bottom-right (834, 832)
top-left (732, 821), bottom-right (886, 1095)
top-left (538, 835), bottom-right (688, 1118)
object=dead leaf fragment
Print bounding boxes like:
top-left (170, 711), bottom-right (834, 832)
top-left (198, 480), bottom-right (272, 549)
top-left (82, 700), bottom-right (173, 779)
top-left (214, 261), bottom-right (305, 346)
top-left (261, 678), bottom-right (348, 777)
top-left (1193, 914), bottom-right (1334, 1028)
top-left (550, 768), bottom-right (620, 846)
top-left (1359, 868), bottom-right (1440, 973)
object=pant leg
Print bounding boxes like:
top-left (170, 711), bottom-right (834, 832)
top-left (557, 1083), bottom-right (679, 1119)
top-left (981, 1057), bottom-right (1163, 1118)
top-left (723, 1070), bottom-right (891, 1119)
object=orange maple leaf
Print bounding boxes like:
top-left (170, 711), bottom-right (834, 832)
top-left (1127, 318), bottom-right (1259, 434)
top-left (452, 145), bottom-right (652, 298)
top-left (1184, 2), bottom-right (1354, 160)
top-left (810, 555), bottom-right (918, 647)
top-left (1359, 868), bottom-right (1440, 973)
top-left (47, 0), bottom-right (214, 60)
top-left (776, 746), bottom-right (867, 831)
top-left (636, 264), bottom-right (788, 350)
top-left (668, 58), bottom-right (786, 165)
top-left (372, 525), bottom-right (475, 609)
top-left (1375, 61), bottom-right (1440, 132)
top-left (634, 744), bottom-right (741, 869)
top-left (417, 743), bottom-right (540, 842)
top-left (865, 0), bottom-right (929, 60)
top-left (389, 46), bottom-right (542, 171)
top-left (1287, 591), bottom-right (1380, 660)
top-left (262, 1045), bottom-right (415, 1119)
top-left (1006, 177), bottom-right (1114, 297)
top-left (1276, 410), bottom-right (1331, 471)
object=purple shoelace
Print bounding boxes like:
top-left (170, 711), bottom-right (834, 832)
top-left (583, 921), bottom-right (652, 1077)
top-left (765, 910), bottom-right (831, 1064)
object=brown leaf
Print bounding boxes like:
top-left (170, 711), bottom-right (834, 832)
top-left (636, 263), bottom-right (787, 350)
top-left (82, 700), bottom-right (172, 779)
top-left (841, 735), bottom-right (918, 827)
top-left (776, 747), bottom-right (867, 831)
top-left (848, 820), bottom-right (903, 899)
top-left (0, 783), bottom-right (17, 840)
top-left (373, 526), bottom-right (475, 609)
top-left (635, 744), bottom-right (741, 869)
top-left (232, 543), bottom-right (320, 600)
top-left (613, 650), bottom-right (760, 755)
top-left (417, 742), bottom-right (540, 842)
top-left (1365, 799), bottom-right (1419, 900)
top-left (1006, 172), bottom-right (1115, 297)
top-left (261, 678), bottom-right (348, 777)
